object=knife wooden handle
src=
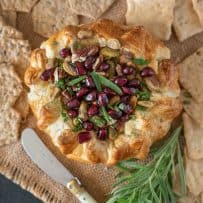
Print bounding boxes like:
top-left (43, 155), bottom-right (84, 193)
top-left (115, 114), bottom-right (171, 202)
top-left (67, 178), bottom-right (98, 203)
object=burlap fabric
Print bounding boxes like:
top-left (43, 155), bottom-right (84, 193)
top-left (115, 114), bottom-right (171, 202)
top-left (0, 1), bottom-right (203, 202)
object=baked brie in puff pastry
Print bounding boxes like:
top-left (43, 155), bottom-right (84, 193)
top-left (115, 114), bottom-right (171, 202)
top-left (25, 19), bottom-right (182, 165)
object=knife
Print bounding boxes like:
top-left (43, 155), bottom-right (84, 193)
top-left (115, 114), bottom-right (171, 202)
top-left (21, 128), bottom-right (98, 203)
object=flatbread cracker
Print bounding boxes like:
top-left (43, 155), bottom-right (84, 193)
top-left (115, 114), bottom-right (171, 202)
top-left (0, 24), bottom-right (23, 39)
top-left (173, 0), bottom-right (203, 41)
top-left (184, 99), bottom-right (203, 128)
top-left (69, 0), bottom-right (115, 19)
top-left (32, 0), bottom-right (79, 38)
top-left (0, 62), bottom-right (22, 109)
top-left (0, 0), bottom-right (38, 12)
top-left (183, 113), bottom-right (203, 159)
top-left (192, 0), bottom-right (203, 26)
top-left (0, 107), bottom-right (21, 146)
top-left (186, 153), bottom-right (203, 196)
top-left (179, 47), bottom-right (203, 102)
top-left (14, 89), bottom-right (29, 122)
top-left (101, 0), bottom-right (126, 24)
top-left (125, 0), bottom-right (175, 40)
top-left (1, 11), bottom-right (16, 27)
top-left (0, 37), bottom-right (31, 78)
top-left (173, 165), bottom-right (201, 203)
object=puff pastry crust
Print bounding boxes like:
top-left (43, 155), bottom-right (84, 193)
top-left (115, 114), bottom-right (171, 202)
top-left (25, 19), bottom-right (182, 165)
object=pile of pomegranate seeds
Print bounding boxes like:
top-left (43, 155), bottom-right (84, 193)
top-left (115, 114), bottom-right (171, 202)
top-left (40, 39), bottom-right (154, 144)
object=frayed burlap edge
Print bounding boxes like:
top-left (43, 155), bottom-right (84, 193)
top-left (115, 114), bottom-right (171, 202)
top-left (0, 156), bottom-right (61, 203)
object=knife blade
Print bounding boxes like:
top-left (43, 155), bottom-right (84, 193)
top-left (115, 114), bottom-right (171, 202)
top-left (21, 128), bottom-right (97, 203)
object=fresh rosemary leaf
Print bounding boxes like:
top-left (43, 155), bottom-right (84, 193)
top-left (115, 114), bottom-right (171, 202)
top-left (134, 90), bottom-right (151, 101)
top-left (61, 109), bottom-right (68, 122)
top-left (56, 79), bottom-right (66, 89)
top-left (101, 106), bottom-right (115, 125)
top-left (68, 75), bottom-right (86, 86)
top-left (98, 74), bottom-right (123, 95)
top-left (132, 58), bottom-right (149, 66)
top-left (107, 126), bottom-right (186, 203)
top-left (90, 71), bottom-right (102, 91)
top-left (136, 105), bottom-right (148, 111)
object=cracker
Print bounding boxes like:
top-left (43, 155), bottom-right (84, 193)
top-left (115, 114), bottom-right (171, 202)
top-left (0, 37), bottom-right (31, 79)
top-left (184, 99), bottom-right (203, 128)
top-left (32, 0), bottom-right (79, 38)
top-left (14, 89), bottom-right (29, 122)
top-left (0, 62), bottom-right (22, 109)
top-left (185, 153), bottom-right (203, 196)
top-left (0, 107), bottom-right (21, 146)
top-left (0, 24), bottom-right (23, 39)
top-left (183, 113), bottom-right (203, 159)
top-left (0, 0), bottom-right (38, 12)
top-left (179, 47), bottom-right (203, 102)
top-left (1, 11), bottom-right (16, 27)
top-left (173, 0), bottom-right (203, 41)
top-left (69, 0), bottom-right (115, 19)
top-left (125, 0), bottom-right (175, 40)
top-left (192, 0), bottom-right (203, 26)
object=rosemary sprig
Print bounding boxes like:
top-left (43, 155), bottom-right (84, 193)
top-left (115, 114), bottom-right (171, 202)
top-left (68, 75), bottom-right (86, 86)
top-left (107, 126), bottom-right (186, 203)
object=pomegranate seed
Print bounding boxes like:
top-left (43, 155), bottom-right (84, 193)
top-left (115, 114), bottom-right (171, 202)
top-left (120, 114), bottom-right (130, 122)
top-left (104, 87), bottom-right (116, 97)
top-left (128, 79), bottom-right (140, 88)
top-left (99, 62), bottom-right (110, 71)
top-left (40, 68), bottom-right (55, 81)
top-left (140, 67), bottom-right (155, 77)
top-left (98, 92), bottom-right (109, 106)
top-left (122, 87), bottom-right (134, 95)
top-left (85, 90), bottom-right (97, 102)
top-left (60, 48), bottom-right (71, 58)
top-left (85, 56), bottom-right (96, 70)
top-left (85, 76), bottom-right (95, 88)
top-left (76, 62), bottom-right (86, 75)
top-left (122, 66), bottom-right (135, 75)
top-left (76, 87), bottom-right (89, 98)
top-left (121, 95), bottom-right (130, 103)
top-left (83, 121), bottom-right (94, 131)
top-left (98, 128), bottom-right (108, 140)
top-left (108, 109), bottom-right (122, 119)
top-left (87, 104), bottom-right (99, 116)
top-left (66, 98), bottom-right (80, 109)
top-left (114, 76), bottom-right (128, 86)
top-left (78, 131), bottom-right (91, 144)
top-left (68, 110), bottom-right (78, 118)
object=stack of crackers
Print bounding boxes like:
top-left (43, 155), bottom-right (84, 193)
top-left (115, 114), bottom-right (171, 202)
top-left (1, 0), bottom-right (202, 42)
top-left (171, 47), bottom-right (203, 203)
top-left (0, 15), bottom-right (31, 146)
top-left (126, 0), bottom-right (203, 41)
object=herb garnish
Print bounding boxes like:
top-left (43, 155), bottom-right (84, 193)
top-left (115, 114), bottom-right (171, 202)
top-left (72, 118), bottom-right (83, 132)
top-left (108, 126), bottom-right (186, 203)
top-left (101, 106), bottom-right (115, 125)
top-left (132, 58), bottom-right (150, 66)
top-left (61, 108), bottom-right (68, 122)
top-left (98, 74), bottom-right (123, 95)
top-left (136, 105), bottom-right (148, 111)
top-left (134, 90), bottom-right (151, 101)
top-left (90, 71), bottom-right (102, 91)
top-left (68, 75), bottom-right (86, 86)
top-left (56, 79), bottom-right (66, 89)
